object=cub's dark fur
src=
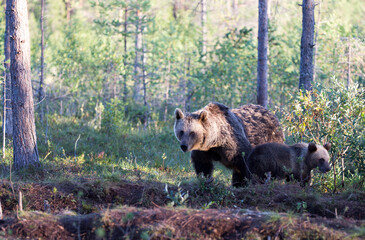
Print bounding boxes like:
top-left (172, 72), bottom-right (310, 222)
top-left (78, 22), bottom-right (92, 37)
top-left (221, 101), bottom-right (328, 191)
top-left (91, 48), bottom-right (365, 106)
top-left (247, 142), bottom-right (331, 185)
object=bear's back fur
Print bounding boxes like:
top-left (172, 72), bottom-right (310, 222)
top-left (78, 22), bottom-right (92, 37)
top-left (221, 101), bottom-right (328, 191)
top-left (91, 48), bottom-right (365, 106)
top-left (232, 104), bottom-right (284, 147)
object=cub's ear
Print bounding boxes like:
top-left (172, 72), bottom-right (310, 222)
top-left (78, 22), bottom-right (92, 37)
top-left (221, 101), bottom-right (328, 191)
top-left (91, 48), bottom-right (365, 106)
top-left (175, 108), bottom-right (184, 120)
top-left (324, 142), bottom-right (331, 151)
top-left (199, 110), bottom-right (207, 122)
top-left (308, 142), bottom-right (317, 152)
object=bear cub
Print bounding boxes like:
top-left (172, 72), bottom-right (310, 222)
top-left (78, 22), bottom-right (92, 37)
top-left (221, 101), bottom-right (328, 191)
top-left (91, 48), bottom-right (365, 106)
top-left (247, 142), bottom-right (331, 185)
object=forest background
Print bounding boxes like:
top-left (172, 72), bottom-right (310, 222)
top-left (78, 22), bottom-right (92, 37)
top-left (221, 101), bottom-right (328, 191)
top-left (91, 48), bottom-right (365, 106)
top-left (1, 0), bottom-right (365, 197)
top-left (0, 0), bottom-right (365, 238)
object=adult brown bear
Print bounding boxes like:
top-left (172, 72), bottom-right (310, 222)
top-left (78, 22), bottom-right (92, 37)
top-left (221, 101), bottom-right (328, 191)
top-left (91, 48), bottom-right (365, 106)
top-left (174, 102), bottom-right (284, 187)
top-left (247, 142), bottom-right (331, 186)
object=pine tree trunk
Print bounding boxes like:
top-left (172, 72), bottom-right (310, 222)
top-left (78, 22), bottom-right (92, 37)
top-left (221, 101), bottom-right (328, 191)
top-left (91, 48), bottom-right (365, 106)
top-left (9, 0), bottom-right (40, 169)
top-left (299, 0), bottom-right (315, 91)
top-left (312, 0), bottom-right (321, 82)
top-left (38, 0), bottom-right (45, 123)
top-left (347, 41), bottom-right (352, 89)
top-left (4, 0), bottom-right (13, 137)
top-left (257, 0), bottom-right (269, 108)
top-left (65, 0), bottom-right (71, 23)
top-left (141, 27), bottom-right (148, 128)
top-left (200, 0), bottom-right (207, 63)
top-left (133, 8), bottom-right (142, 103)
top-left (163, 59), bottom-right (170, 122)
top-left (123, 7), bottom-right (128, 104)
top-left (232, 0), bottom-right (238, 16)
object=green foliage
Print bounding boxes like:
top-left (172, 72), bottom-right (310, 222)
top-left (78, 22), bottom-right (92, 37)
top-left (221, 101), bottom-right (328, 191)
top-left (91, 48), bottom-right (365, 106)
top-left (198, 27), bottom-right (256, 106)
top-left (165, 182), bottom-right (189, 207)
top-left (283, 79), bottom-right (365, 190)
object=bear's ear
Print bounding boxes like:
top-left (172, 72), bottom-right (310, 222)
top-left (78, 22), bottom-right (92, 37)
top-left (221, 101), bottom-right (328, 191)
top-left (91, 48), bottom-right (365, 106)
top-left (308, 142), bottom-right (317, 152)
top-left (199, 110), bottom-right (207, 122)
top-left (175, 108), bottom-right (184, 120)
top-left (324, 142), bottom-right (331, 151)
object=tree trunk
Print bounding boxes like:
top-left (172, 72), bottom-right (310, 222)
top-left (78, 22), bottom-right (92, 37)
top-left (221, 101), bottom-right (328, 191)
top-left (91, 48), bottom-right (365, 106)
top-left (231, 0), bottom-right (238, 16)
top-left (256, 0), bottom-right (269, 108)
top-left (200, 0), bottom-right (207, 63)
top-left (133, 8), bottom-right (142, 103)
top-left (123, 7), bottom-right (128, 105)
top-left (65, 0), bottom-right (71, 23)
top-left (185, 57), bottom-right (192, 112)
top-left (3, 0), bottom-right (13, 137)
top-left (141, 27), bottom-right (148, 128)
top-left (299, 0), bottom-right (315, 91)
top-left (347, 41), bottom-right (352, 89)
top-left (9, 0), bottom-right (40, 169)
top-left (312, 0), bottom-right (321, 82)
top-left (38, 0), bottom-right (45, 123)
top-left (163, 58), bottom-right (170, 122)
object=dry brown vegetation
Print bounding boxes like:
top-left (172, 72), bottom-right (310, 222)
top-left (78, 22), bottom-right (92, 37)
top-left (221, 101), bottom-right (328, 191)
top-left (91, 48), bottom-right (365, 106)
top-left (0, 178), bottom-right (364, 239)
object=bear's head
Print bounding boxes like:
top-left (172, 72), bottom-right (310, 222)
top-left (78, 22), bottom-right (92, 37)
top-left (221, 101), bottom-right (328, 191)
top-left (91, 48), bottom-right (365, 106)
top-left (174, 108), bottom-right (207, 152)
top-left (307, 142), bottom-right (331, 173)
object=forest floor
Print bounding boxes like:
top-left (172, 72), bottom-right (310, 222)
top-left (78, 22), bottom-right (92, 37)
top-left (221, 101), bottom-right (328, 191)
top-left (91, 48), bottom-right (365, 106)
top-left (0, 177), bottom-right (364, 239)
top-left (0, 118), bottom-right (364, 239)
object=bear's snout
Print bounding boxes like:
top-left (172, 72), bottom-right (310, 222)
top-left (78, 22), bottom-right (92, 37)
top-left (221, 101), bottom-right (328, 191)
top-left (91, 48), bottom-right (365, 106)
top-left (180, 144), bottom-right (188, 152)
top-left (319, 164), bottom-right (331, 173)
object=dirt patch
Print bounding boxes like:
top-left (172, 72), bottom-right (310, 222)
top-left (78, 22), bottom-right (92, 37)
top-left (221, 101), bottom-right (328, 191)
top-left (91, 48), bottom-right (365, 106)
top-left (1, 179), bottom-right (365, 239)
top-left (1, 179), bottom-right (365, 220)
top-left (0, 180), bottom-right (77, 214)
top-left (0, 208), bottom-right (363, 239)
top-left (228, 182), bottom-right (365, 220)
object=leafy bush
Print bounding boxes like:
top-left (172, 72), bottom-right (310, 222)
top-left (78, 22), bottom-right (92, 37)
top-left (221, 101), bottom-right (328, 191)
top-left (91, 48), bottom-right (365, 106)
top-left (283, 79), bottom-right (365, 191)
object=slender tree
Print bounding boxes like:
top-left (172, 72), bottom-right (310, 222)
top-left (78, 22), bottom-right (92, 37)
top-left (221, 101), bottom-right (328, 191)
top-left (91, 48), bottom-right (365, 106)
top-left (132, 6), bottom-right (142, 102)
top-left (141, 24), bottom-right (148, 127)
top-left (200, 0), bottom-right (207, 63)
top-left (312, 0), bottom-right (321, 82)
top-left (4, 0), bottom-right (13, 136)
top-left (346, 40), bottom-right (352, 89)
top-left (9, 0), bottom-right (40, 169)
top-left (299, 0), bottom-right (315, 91)
top-left (123, 7), bottom-right (128, 104)
top-left (256, 0), bottom-right (269, 108)
top-left (3, 0), bottom-right (13, 158)
top-left (64, 0), bottom-right (71, 23)
top-left (38, 0), bottom-right (45, 123)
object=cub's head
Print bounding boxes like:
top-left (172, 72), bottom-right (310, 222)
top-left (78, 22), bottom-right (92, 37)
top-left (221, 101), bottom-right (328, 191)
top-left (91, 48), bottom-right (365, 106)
top-left (174, 108), bottom-right (207, 152)
top-left (307, 142), bottom-right (331, 173)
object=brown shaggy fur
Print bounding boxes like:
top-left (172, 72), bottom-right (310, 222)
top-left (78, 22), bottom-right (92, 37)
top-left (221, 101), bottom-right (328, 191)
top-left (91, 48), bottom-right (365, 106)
top-left (174, 102), bottom-right (284, 187)
top-left (232, 104), bottom-right (284, 147)
top-left (247, 142), bottom-right (331, 185)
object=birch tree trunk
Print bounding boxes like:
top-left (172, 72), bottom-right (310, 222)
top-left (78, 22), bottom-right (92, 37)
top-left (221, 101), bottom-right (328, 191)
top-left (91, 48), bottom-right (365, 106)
top-left (256, 0), bottom-right (269, 108)
top-left (299, 0), bottom-right (315, 91)
top-left (9, 0), bottom-right (40, 169)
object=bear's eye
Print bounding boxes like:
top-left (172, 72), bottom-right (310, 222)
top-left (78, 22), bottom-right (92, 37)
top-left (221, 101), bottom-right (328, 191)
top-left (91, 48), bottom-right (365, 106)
top-left (189, 132), bottom-right (196, 138)
top-left (319, 158), bottom-right (325, 164)
top-left (179, 131), bottom-right (184, 137)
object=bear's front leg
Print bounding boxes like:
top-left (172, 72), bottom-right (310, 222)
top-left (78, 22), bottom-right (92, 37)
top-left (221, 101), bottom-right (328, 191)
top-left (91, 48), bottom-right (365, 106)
top-left (191, 150), bottom-right (215, 178)
top-left (232, 170), bottom-right (246, 187)
top-left (231, 155), bottom-right (249, 187)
